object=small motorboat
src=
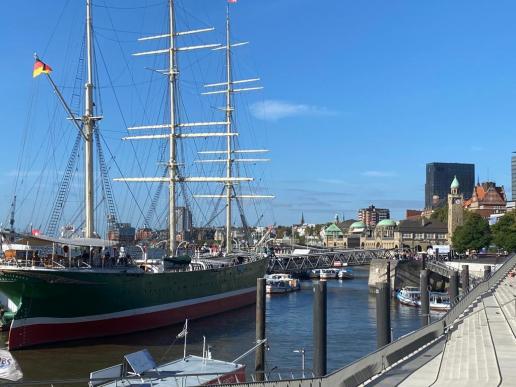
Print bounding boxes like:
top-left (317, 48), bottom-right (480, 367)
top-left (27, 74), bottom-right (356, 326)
top-left (90, 320), bottom-right (250, 386)
top-left (265, 274), bottom-right (300, 291)
top-left (265, 279), bottom-right (292, 294)
top-left (396, 287), bottom-right (420, 307)
top-left (337, 268), bottom-right (354, 280)
top-left (428, 291), bottom-right (451, 311)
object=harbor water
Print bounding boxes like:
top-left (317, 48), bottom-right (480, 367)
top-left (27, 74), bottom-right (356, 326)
top-left (2, 267), bottom-right (442, 382)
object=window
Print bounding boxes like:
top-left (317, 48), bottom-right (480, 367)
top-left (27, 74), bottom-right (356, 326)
top-left (414, 233), bottom-right (424, 239)
top-left (402, 233), bottom-right (412, 238)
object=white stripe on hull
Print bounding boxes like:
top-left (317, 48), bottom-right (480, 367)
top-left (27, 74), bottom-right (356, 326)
top-left (12, 286), bottom-right (256, 329)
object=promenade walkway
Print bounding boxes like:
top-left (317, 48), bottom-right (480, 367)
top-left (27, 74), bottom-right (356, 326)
top-left (373, 270), bottom-right (516, 386)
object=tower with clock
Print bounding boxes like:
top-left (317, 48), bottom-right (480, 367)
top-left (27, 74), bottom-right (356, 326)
top-left (447, 175), bottom-right (464, 243)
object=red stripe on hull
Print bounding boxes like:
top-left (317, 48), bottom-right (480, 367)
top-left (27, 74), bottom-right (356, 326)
top-left (8, 290), bottom-right (255, 350)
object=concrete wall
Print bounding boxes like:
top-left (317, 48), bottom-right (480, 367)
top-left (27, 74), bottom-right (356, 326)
top-left (368, 259), bottom-right (446, 292)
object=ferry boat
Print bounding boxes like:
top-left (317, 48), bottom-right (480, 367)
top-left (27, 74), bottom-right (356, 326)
top-left (396, 287), bottom-right (451, 311)
top-left (265, 274), bottom-right (300, 290)
top-left (396, 287), bottom-right (420, 307)
top-left (0, 0), bottom-right (271, 350)
top-left (265, 279), bottom-right (292, 294)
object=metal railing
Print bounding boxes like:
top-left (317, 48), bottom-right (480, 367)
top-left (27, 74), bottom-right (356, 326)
top-left (220, 253), bottom-right (516, 387)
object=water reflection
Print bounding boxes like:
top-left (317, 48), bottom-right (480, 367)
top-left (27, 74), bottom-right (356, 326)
top-left (5, 266), bottom-right (435, 382)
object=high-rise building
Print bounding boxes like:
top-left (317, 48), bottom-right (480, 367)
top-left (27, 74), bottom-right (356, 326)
top-left (175, 206), bottom-right (193, 235)
top-left (358, 205), bottom-right (390, 227)
top-left (512, 152), bottom-right (516, 201)
top-left (425, 162), bottom-right (475, 209)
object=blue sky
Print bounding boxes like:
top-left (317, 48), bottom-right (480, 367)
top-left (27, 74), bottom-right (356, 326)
top-left (0, 0), bottom-right (515, 233)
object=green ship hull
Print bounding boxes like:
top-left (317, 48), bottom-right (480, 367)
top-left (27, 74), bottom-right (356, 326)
top-left (0, 257), bottom-right (267, 349)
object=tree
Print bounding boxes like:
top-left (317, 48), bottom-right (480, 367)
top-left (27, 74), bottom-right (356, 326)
top-left (430, 205), bottom-right (448, 223)
top-left (491, 211), bottom-right (516, 252)
top-left (452, 212), bottom-right (492, 253)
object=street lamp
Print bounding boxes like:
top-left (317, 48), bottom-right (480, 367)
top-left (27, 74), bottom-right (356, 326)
top-left (293, 348), bottom-right (305, 378)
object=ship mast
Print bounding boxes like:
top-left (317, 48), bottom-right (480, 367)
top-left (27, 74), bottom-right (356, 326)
top-left (116, 1), bottom-right (256, 257)
top-left (168, 0), bottom-right (178, 255)
top-left (224, 6), bottom-right (233, 254)
top-left (84, 0), bottom-right (96, 238)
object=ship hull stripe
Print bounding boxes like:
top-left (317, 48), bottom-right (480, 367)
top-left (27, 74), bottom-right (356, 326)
top-left (11, 286), bottom-right (255, 328)
top-left (8, 287), bottom-right (256, 349)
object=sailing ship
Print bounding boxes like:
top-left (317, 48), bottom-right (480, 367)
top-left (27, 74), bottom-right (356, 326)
top-left (0, 0), bottom-right (272, 350)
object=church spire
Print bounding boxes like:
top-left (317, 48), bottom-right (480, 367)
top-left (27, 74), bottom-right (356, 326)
top-left (300, 212), bottom-right (305, 225)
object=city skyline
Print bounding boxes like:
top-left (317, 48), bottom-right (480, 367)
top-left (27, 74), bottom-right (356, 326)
top-left (0, 1), bottom-right (515, 231)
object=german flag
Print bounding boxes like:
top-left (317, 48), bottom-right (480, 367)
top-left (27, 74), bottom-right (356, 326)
top-left (33, 59), bottom-right (52, 78)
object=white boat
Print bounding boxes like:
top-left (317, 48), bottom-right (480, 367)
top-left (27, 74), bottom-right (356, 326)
top-left (265, 274), bottom-right (300, 290)
top-left (396, 287), bottom-right (420, 307)
top-left (91, 351), bottom-right (246, 387)
top-left (90, 321), bottom-right (257, 386)
top-left (396, 287), bottom-right (451, 311)
top-left (337, 268), bottom-right (354, 280)
top-left (266, 279), bottom-right (292, 294)
top-left (310, 268), bottom-right (338, 279)
top-left (428, 292), bottom-right (451, 311)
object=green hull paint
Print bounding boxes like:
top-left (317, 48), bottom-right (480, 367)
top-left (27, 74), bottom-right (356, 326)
top-left (0, 258), bottom-right (267, 320)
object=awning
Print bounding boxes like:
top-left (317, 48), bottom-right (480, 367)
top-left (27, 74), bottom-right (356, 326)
top-left (16, 234), bottom-right (118, 248)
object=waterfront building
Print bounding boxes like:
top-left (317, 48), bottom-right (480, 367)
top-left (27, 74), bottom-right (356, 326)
top-left (323, 223), bottom-right (345, 247)
top-left (425, 162), bottom-right (474, 209)
top-left (447, 176), bottom-right (464, 242)
top-left (397, 218), bottom-right (448, 251)
top-left (358, 205), bottom-right (390, 227)
top-left (463, 181), bottom-right (507, 218)
top-left (361, 219), bottom-right (399, 249)
top-left (107, 222), bottom-right (136, 244)
top-left (135, 227), bottom-right (153, 241)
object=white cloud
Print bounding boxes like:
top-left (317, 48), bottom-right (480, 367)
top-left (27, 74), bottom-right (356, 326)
top-left (250, 100), bottom-right (337, 121)
top-left (361, 171), bottom-right (397, 177)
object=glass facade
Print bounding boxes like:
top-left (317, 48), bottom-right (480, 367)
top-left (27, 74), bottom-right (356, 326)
top-left (425, 162), bottom-right (475, 209)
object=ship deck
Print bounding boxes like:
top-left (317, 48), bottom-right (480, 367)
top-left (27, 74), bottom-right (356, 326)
top-left (96, 355), bottom-right (245, 386)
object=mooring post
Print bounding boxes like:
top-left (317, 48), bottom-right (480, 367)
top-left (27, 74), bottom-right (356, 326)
top-left (422, 253), bottom-right (426, 270)
top-left (313, 281), bottom-right (327, 377)
top-left (435, 247), bottom-right (439, 261)
top-left (484, 265), bottom-right (492, 281)
top-left (376, 281), bottom-right (391, 348)
top-left (255, 278), bottom-right (266, 381)
top-left (420, 269), bottom-right (430, 326)
top-left (386, 260), bottom-right (391, 296)
top-left (449, 271), bottom-right (459, 305)
top-left (461, 265), bottom-right (470, 293)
